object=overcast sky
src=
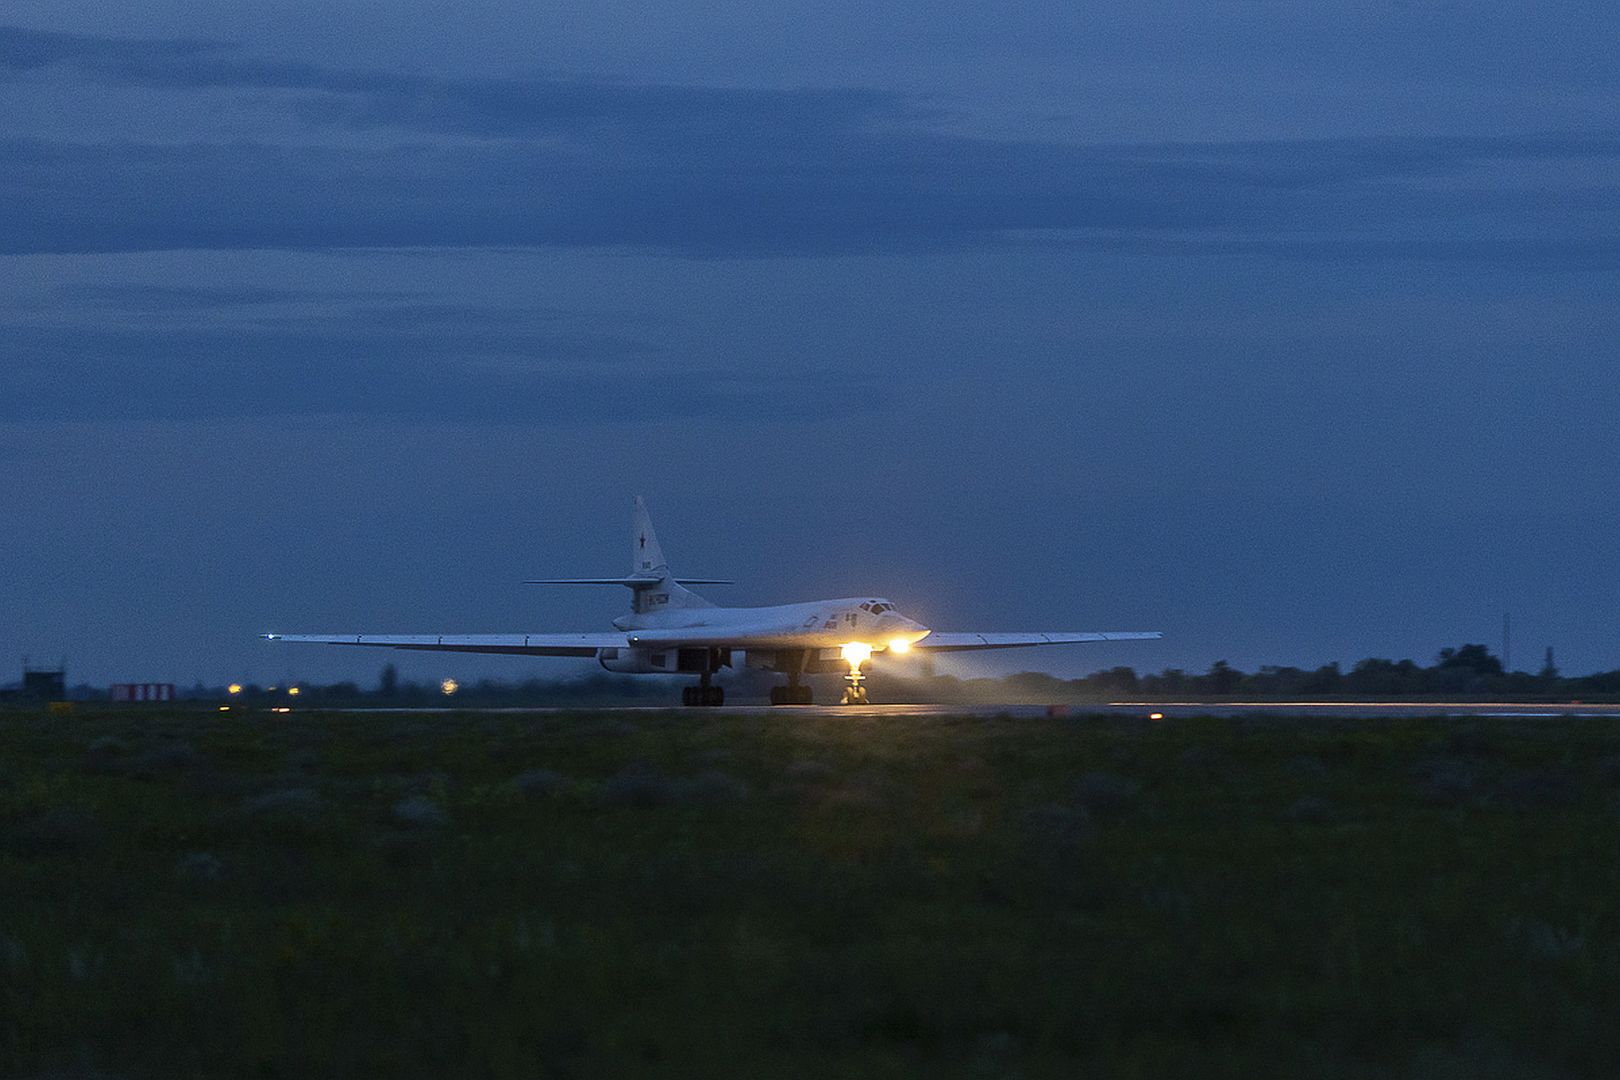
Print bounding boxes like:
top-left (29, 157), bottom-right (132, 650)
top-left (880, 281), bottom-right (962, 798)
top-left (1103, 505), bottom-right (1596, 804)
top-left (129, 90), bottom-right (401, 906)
top-left (2, 4), bottom-right (1617, 686)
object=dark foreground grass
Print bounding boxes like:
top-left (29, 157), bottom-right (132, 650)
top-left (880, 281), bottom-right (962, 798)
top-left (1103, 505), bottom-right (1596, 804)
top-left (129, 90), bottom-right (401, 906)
top-left (3, 708), bottom-right (1620, 1078)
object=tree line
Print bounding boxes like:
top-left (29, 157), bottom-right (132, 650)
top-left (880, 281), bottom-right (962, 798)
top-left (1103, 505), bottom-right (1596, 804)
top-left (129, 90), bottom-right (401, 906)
top-left (886, 643), bottom-right (1620, 704)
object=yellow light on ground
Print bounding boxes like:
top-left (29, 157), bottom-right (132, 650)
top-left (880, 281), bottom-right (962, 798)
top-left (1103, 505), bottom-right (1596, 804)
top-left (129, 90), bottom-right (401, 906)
top-left (441, 678), bottom-right (459, 696)
top-left (888, 637), bottom-right (911, 655)
top-left (840, 642), bottom-right (873, 671)
top-left (1149, 712), bottom-right (1164, 721)
top-left (218, 705), bottom-right (231, 712)
top-left (227, 684), bottom-right (243, 696)
top-left (272, 706), bottom-right (292, 714)
top-left (287, 686), bottom-right (301, 696)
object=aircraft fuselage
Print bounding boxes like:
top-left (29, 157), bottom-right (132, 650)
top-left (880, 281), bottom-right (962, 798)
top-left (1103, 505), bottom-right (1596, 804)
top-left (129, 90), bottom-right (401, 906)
top-left (615, 597), bottom-right (929, 651)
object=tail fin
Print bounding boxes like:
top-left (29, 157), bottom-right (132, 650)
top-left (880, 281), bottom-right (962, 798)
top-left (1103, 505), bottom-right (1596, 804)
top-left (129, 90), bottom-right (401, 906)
top-left (627, 497), bottom-right (714, 613)
top-left (525, 497), bottom-right (729, 613)
top-left (632, 496), bottom-right (667, 576)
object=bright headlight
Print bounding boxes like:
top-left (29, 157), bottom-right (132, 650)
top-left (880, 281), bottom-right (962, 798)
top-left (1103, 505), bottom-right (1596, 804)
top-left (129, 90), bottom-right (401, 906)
top-left (840, 642), bottom-right (873, 669)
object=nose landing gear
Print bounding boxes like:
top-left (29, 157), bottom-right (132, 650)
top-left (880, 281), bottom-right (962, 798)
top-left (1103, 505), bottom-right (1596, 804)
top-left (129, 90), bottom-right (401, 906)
top-left (837, 642), bottom-right (873, 705)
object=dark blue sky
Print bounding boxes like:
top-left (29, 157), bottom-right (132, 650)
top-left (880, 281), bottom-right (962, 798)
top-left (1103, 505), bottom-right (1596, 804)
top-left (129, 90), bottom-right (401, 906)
top-left (3, 5), bottom-right (1618, 686)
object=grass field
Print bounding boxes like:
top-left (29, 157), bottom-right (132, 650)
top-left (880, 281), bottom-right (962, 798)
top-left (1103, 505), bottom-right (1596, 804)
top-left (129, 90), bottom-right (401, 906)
top-left (3, 707), bottom-right (1619, 1078)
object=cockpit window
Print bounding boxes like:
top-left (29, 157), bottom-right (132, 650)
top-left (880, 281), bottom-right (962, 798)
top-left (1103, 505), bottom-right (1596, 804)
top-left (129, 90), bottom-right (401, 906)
top-left (871, 603), bottom-right (889, 614)
top-left (860, 602), bottom-right (872, 612)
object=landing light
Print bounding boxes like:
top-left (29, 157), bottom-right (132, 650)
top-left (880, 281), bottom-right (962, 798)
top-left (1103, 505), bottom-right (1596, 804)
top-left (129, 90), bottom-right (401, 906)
top-left (888, 638), bottom-right (911, 655)
top-left (840, 642), bottom-right (873, 670)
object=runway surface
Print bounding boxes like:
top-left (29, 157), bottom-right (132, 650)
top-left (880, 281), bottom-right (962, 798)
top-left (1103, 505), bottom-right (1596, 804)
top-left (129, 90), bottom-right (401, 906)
top-left (338, 701), bottom-right (1620, 720)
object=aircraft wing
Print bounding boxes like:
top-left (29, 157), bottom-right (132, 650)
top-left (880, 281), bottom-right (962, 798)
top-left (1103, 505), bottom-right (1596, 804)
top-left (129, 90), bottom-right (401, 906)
top-left (913, 631), bottom-right (1162, 652)
top-left (263, 633), bottom-right (627, 657)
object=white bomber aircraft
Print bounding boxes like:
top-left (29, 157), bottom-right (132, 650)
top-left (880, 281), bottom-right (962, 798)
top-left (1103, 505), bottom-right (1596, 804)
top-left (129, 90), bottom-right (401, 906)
top-left (266, 497), bottom-right (1161, 706)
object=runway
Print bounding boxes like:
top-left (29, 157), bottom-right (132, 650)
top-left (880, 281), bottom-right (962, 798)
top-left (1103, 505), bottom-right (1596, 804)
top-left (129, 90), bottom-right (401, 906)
top-left (336, 701), bottom-right (1620, 720)
top-left (1098, 701), bottom-right (1620, 720)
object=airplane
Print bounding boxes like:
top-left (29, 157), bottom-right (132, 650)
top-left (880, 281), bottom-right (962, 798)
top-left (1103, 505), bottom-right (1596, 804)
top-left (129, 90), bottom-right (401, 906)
top-left (265, 497), bottom-right (1161, 706)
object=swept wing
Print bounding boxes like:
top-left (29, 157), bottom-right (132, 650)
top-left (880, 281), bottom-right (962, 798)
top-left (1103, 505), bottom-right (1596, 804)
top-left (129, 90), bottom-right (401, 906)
top-left (264, 629), bottom-right (1163, 655)
top-left (262, 633), bottom-right (627, 657)
top-left (912, 631), bottom-right (1162, 652)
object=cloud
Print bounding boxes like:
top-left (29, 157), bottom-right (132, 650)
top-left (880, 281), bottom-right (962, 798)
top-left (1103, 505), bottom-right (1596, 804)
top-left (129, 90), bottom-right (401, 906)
top-left (0, 24), bottom-right (219, 74)
top-left (0, 25), bottom-right (895, 139)
top-left (49, 283), bottom-right (415, 312)
top-left (0, 290), bottom-right (890, 424)
top-left (5, 131), bottom-right (1617, 263)
top-left (1, 25), bottom-right (1617, 261)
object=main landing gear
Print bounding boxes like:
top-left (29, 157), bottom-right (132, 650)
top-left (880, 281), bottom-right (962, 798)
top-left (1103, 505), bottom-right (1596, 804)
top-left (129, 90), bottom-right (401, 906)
top-left (769, 672), bottom-right (813, 706)
top-left (682, 652), bottom-right (724, 707)
top-left (682, 685), bottom-right (723, 707)
top-left (768, 654), bottom-right (813, 705)
top-left (761, 647), bottom-right (873, 706)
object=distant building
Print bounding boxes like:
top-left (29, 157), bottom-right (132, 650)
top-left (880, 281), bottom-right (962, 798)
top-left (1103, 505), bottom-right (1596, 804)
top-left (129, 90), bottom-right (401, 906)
top-left (110, 683), bottom-right (176, 703)
top-left (0, 663), bottom-right (67, 701)
top-left (24, 668), bottom-right (66, 700)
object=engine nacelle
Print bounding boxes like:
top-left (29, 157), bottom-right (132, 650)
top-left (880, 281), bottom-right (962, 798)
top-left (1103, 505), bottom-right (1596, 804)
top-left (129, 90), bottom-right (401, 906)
top-left (598, 647), bottom-right (730, 673)
top-left (598, 647), bottom-right (669, 673)
top-left (745, 648), bottom-right (850, 675)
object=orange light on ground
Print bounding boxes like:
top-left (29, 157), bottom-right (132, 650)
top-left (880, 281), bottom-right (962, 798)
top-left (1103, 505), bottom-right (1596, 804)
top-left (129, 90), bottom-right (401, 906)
top-left (441, 678), bottom-right (459, 696)
top-left (1149, 712), bottom-right (1164, 721)
top-left (287, 686), bottom-right (301, 697)
top-left (227, 684), bottom-right (243, 696)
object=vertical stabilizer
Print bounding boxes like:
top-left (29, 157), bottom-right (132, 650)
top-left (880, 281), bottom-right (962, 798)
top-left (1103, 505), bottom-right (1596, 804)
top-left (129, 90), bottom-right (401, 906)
top-left (627, 497), bottom-right (712, 613)
top-left (528, 497), bottom-right (725, 618)
top-left (632, 495), bottom-right (668, 575)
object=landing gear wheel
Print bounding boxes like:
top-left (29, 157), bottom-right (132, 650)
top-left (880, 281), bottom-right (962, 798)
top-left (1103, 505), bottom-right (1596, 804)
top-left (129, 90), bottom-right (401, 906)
top-left (839, 661), bottom-right (870, 705)
top-left (684, 651), bottom-right (726, 706)
top-left (685, 685), bottom-right (724, 706)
